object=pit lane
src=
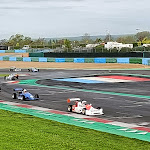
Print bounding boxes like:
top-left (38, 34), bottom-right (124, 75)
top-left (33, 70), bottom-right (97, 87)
top-left (0, 69), bottom-right (150, 128)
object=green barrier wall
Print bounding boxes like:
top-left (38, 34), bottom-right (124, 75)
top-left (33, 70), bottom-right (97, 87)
top-left (106, 58), bottom-right (117, 63)
top-left (148, 60), bottom-right (150, 66)
top-left (84, 58), bottom-right (95, 63)
top-left (29, 53), bottom-right (44, 57)
top-left (16, 57), bottom-right (23, 61)
top-left (129, 58), bottom-right (142, 64)
top-left (65, 58), bottom-right (74, 62)
top-left (3, 57), bottom-right (9, 61)
top-left (31, 57), bottom-right (39, 62)
top-left (5, 50), bottom-right (15, 53)
top-left (47, 58), bottom-right (55, 62)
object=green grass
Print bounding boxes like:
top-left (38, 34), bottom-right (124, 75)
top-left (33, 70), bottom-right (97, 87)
top-left (0, 109), bottom-right (149, 150)
top-left (0, 74), bottom-right (8, 77)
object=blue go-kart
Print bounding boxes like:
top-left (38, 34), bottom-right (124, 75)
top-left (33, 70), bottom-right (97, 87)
top-left (12, 88), bottom-right (39, 100)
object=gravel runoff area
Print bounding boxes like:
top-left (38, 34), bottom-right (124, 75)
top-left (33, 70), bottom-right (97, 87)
top-left (0, 61), bottom-right (150, 69)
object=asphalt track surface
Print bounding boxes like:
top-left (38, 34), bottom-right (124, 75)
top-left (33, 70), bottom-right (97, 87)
top-left (0, 69), bottom-right (150, 128)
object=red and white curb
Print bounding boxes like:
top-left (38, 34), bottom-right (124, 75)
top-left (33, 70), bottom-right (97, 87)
top-left (0, 100), bottom-right (150, 133)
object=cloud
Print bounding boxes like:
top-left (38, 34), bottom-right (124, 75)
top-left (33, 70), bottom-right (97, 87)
top-left (0, 0), bottom-right (150, 39)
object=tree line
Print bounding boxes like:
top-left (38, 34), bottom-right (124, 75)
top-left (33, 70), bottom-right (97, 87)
top-left (0, 31), bottom-right (150, 52)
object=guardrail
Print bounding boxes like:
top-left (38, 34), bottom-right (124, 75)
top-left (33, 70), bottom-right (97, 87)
top-left (0, 57), bottom-right (148, 65)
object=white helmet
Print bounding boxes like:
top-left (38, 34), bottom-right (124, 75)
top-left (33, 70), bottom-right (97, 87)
top-left (23, 89), bottom-right (27, 92)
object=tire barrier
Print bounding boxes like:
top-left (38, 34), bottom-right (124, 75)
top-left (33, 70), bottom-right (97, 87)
top-left (31, 57), bottom-right (39, 62)
top-left (3, 57), bottom-right (9, 61)
top-left (39, 58), bottom-right (47, 62)
top-left (142, 58), bottom-right (150, 65)
top-left (23, 57), bottom-right (31, 62)
top-left (84, 58), bottom-right (95, 63)
top-left (74, 58), bottom-right (85, 63)
top-left (0, 50), bottom-right (6, 53)
top-left (55, 58), bottom-right (65, 63)
top-left (9, 57), bottom-right (16, 61)
top-left (106, 58), bottom-right (117, 63)
top-left (117, 58), bottom-right (129, 64)
top-left (129, 58), bottom-right (142, 64)
top-left (94, 58), bottom-right (106, 63)
top-left (0, 56), bottom-right (150, 65)
top-left (0, 57), bottom-right (3, 61)
top-left (15, 50), bottom-right (26, 53)
top-left (47, 58), bottom-right (55, 62)
top-left (16, 57), bottom-right (23, 61)
top-left (65, 58), bottom-right (74, 62)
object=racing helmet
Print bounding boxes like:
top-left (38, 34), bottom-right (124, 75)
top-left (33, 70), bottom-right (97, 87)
top-left (82, 101), bottom-right (87, 104)
top-left (23, 89), bottom-right (27, 92)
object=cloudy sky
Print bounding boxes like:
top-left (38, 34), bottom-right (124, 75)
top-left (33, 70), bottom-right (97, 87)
top-left (0, 0), bottom-right (149, 39)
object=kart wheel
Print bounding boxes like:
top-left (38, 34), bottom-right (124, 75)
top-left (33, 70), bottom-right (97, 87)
top-left (28, 69), bottom-right (30, 72)
top-left (12, 77), bottom-right (15, 80)
top-left (12, 93), bottom-right (17, 99)
top-left (97, 107), bottom-right (101, 109)
top-left (38, 69), bottom-right (39, 72)
top-left (4, 76), bottom-right (6, 80)
top-left (35, 94), bottom-right (39, 98)
top-left (21, 95), bottom-right (25, 100)
top-left (82, 108), bottom-right (86, 115)
top-left (68, 105), bottom-right (72, 112)
top-left (16, 75), bottom-right (19, 79)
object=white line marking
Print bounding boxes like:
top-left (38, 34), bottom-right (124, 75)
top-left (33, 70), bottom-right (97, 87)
top-left (138, 122), bottom-right (150, 126)
top-left (120, 105), bottom-right (142, 108)
top-left (78, 121), bottom-right (87, 123)
top-left (107, 122), bottom-right (140, 128)
top-left (85, 122), bottom-right (95, 124)
top-left (117, 128), bottom-right (128, 131)
top-left (136, 132), bottom-right (148, 135)
top-left (126, 130), bottom-right (137, 133)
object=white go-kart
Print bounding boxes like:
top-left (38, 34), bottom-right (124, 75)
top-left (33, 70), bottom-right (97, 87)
top-left (67, 98), bottom-right (104, 116)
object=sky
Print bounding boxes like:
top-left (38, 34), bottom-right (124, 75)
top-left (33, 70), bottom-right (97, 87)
top-left (0, 0), bottom-right (150, 39)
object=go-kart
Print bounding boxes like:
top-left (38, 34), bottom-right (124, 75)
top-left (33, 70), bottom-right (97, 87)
top-left (28, 67), bottom-right (39, 72)
top-left (10, 67), bottom-right (21, 72)
top-left (4, 74), bottom-right (19, 80)
top-left (12, 88), bottom-right (39, 101)
top-left (67, 98), bottom-right (104, 115)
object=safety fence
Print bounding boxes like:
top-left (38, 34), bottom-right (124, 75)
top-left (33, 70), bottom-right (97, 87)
top-left (0, 56), bottom-right (150, 65)
top-left (0, 50), bottom-right (27, 53)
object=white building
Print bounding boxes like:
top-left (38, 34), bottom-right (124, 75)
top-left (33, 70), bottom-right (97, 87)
top-left (105, 42), bottom-right (133, 50)
top-left (86, 44), bottom-right (100, 48)
top-left (143, 44), bottom-right (150, 47)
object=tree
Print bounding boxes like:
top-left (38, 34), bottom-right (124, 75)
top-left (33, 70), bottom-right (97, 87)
top-left (104, 34), bottom-right (112, 43)
top-left (135, 31), bottom-right (150, 42)
top-left (64, 39), bottom-right (72, 52)
top-left (81, 33), bottom-right (93, 44)
top-left (116, 35), bottom-right (136, 44)
top-left (0, 39), bottom-right (8, 45)
top-left (24, 37), bottom-right (32, 45)
top-left (94, 38), bottom-right (102, 44)
top-left (9, 34), bottom-right (24, 47)
top-left (142, 37), bottom-right (150, 44)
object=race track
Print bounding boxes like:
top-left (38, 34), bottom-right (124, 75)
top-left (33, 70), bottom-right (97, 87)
top-left (0, 69), bottom-right (150, 128)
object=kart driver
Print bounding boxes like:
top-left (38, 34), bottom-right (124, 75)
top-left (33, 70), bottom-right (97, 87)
top-left (23, 89), bottom-right (27, 93)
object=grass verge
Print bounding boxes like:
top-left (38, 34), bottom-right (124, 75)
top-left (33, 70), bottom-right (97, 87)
top-left (0, 109), bottom-right (149, 150)
top-left (0, 74), bottom-right (8, 77)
